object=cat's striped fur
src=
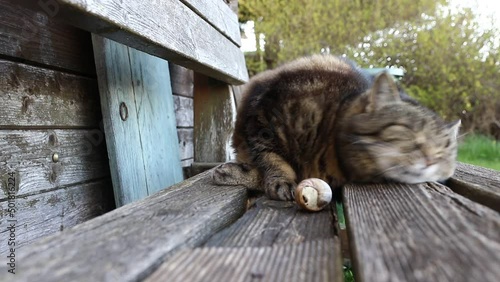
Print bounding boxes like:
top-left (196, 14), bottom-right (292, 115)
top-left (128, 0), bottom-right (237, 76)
top-left (213, 55), bottom-right (460, 201)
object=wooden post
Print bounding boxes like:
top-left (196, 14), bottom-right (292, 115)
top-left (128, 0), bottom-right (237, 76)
top-left (193, 74), bottom-right (237, 163)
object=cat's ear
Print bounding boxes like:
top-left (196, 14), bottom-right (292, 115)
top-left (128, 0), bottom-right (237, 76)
top-left (367, 72), bottom-right (401, 112)
top-left (447, 120), bottom-right (461, 139)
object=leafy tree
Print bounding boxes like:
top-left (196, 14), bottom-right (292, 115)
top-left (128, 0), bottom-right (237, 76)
top-left (239, 1), bottom-right (500, 138)
top-left (239, 0), bottom-right (446, 69)
top-left (347, 7), bottom-right (500, 137)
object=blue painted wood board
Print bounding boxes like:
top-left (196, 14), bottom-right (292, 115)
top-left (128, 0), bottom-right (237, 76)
top-left (92, 35), bottom-right (183, 207)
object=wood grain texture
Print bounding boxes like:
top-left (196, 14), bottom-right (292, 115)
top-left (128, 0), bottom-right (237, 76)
top-left (0, 0), bottom-right (96, 75)
top-left (0, 129), bottom-right (110, 196)
top-left (0, 178), bottom-right (113, 254)
top-left (447, 162), bottom-right (500, 212)
top-left (343, 182), bottom-right (500, 282)
top-left (147, 239), bottom-right (343, 282)
top-left (92, 35), bottom-right (148, 206)
top-left (180, 0), bottom-right (241, 46)
top-left (205, 197), bottom-right (337, 247)
top-left (19, 0), bottom-right (248, 84)
top-left (178, 128), bottom-right (194, 161)
top-left (194, 74), bottom-right (237, 162)
top-left (174, 95), bottom-right (194, 127)
top-left (93, 36), bottom-right (183, 206)
top-left (0, 59), bottom-right (101, 128)
top-left (0, 170), bottom-right (247, 282)
top-left (128, 44), bottom-right (185, 192)
top-left (169, 64), bottom-right (194, 97)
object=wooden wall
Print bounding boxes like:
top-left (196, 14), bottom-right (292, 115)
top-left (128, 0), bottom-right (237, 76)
top-left (0, 0), bottom-right (114, 253)
top-left (170, 64), bottom-right (195, 168)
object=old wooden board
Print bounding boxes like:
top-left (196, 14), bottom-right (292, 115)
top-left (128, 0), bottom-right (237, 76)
top-left (447, 162), bottom-right (500, 212)
top-left (343, 182), bottom-right (500, 282)
top-left (169, 64), bottom-right (194, 98)
top-left (93, 35), bottom-right (183, 206)
top-left (147, 239), bottom-right (343, 282)
top-left (180, 0), bottom-right (241, 46)
top-left (0, 178), bottom-right (113, 255)
top-left (174, 95), bottom-right (194, 128)
top-left (194, 74), bottom-right (237, 163)
top-left (0, 59), bottom-right (101, 128)
top-left (205, 197), bottom-right (337, 247)
top-left (18, 0), bottom-right (248, 84)
top-left (0, 0), bottom-right (96, 76)
top-left (0, 170), bottom-right (247, 282)
top-left (178, 128), bottom-right (194, 162)
top-left (0, 129), bottom-right (110, 196)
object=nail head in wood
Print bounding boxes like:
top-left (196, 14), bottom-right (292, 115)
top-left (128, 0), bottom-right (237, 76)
top-left (119, 102), bottom-right (128, 121)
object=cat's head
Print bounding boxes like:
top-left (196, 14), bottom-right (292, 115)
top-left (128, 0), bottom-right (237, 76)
top-left (338, 72), bottom-right (461, 184)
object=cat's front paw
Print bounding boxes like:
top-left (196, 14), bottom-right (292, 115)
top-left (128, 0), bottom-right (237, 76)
top-left (212, 163), bottom-right (259, 189)
top-left (265, 176), bottom-right (296, 201)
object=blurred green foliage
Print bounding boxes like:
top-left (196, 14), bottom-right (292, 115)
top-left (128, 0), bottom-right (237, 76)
top-left (239, 0), bottom-right (500, 138)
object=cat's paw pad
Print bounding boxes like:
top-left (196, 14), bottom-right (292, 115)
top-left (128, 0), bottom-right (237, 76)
top-left (265, 177), bottom-right (296, 201)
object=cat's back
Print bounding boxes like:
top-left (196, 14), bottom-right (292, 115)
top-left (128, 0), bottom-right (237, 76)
top-left (240, 55), bottom-right (370, 107)
top-left (233, 55), bottom-right (371, 165)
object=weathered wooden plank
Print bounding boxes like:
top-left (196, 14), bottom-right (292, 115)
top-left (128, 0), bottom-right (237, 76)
top-left (180, 0), bottom-right (241, 46)
top-left (0, 59), bottom-right (101, 128)
top-left (18, 0), bottom-right (249, 84)
top-left (128, 43), bottom-right (185, 193)
top-left (194, 74), bottom-right (237, 162)
top-left (447, 162), bottom-right (500, 212)
top-left (0, 170), bottom-right (247, 282)
top-left (178, 128), bottom-right (194, 161)
top-left (205, 197), bottom-right (336, 247)
top-left (174, 95), bottom-right (194, 127)
top-left (0, 178), bottom-right (113, 254)
top-left (92, 35), bottom-right (149, 206)
top-left (0, 129), bottom-right (110, 196)
top-left (344, 182), bottom-right (500, 282)
top-left (232, 84), bottom-right (245, 109)
top-left (169, 64), bottom-right (194, 97)
top-left (93, 36), bottom-right (184, 206)
top-left (147, 239), bottom-right (343, 282)
top-left (0, 0), bottom-right (96, 75)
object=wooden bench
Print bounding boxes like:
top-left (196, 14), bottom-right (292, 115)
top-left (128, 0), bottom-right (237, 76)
top-left (2, 162), bottom-right (499, 281)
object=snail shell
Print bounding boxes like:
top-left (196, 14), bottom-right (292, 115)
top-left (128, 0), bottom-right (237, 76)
top-left (294, 178), bottom-right (332, 212)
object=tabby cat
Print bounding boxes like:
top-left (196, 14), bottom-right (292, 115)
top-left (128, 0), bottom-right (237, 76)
top-left (213, 55), bottom-right (460, 201)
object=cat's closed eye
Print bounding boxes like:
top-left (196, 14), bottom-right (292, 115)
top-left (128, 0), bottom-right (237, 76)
top-left (380, 125), bottom-right (414, 142)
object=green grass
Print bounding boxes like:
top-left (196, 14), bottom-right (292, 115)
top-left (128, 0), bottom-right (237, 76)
top-left (457, 134), bottom-right (500, 171)
top-left (344, 266), bottom-right (355, 282)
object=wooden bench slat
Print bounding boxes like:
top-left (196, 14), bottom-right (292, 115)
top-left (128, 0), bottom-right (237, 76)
top-left (447, 162), bottom-right (500, 212)
top-left (0, 0), bottom-right (96, 76)
top-left (19, 0), bottom-right (248, 84)
top-left (205, 197), bottom-right (337, 247)
top-left (0, 129), bottom-right (109, 195)
top-left (180, 0), bottom-right (241, 46)
top-left (0, 60), bottom-right (101, 128)
top-left (0, 178), bottom-right (113, 254)
top-left (147, 239), bottom-right (343, 282)
top-left (1, 171), bottom-right (247, 282)
top-left (344, 182), bottom-right (500, 282)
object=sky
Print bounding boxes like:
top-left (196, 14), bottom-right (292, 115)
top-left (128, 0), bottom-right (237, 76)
top-left (240, 0), bottom-right (500, 53)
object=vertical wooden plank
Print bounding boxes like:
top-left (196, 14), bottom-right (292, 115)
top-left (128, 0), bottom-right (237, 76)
top-left (92, 35), bottom-right (148, 206)
top-left (92, 35), bottom-right (183, 206)
top-left (128, 50), bottom-right (184, 194)
top-left (193, 74), bottom-right (237, 162)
